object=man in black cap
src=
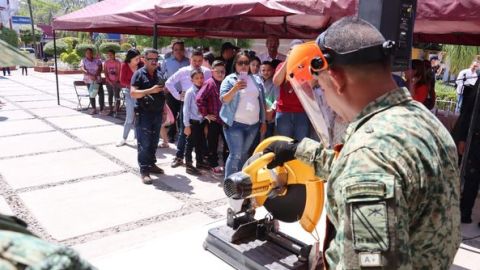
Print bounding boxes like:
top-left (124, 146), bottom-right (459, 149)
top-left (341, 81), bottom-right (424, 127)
top-left (216, 42), bottom-right (238, 75)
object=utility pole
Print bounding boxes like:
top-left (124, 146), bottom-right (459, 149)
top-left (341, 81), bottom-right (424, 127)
top-left (7, 0), bottom-right (13, 29)
top-left (27, 0), bottom-right (36, 56)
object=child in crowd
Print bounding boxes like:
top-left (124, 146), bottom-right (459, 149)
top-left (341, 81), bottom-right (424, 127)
top-left (196, 60), bottom-right (226, 175)
top-left (183, 69), bottom-right (208, 175)
top-left (159, 104), bottom-right (175, 148)
top-left (103, 49), bottom-right (122, 116)
top-left (261, 61), bottom-right (279, 138)
top-left (250, 56), bottom-right (261, 75)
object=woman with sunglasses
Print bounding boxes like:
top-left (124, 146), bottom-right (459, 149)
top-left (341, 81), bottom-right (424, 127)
top-left (117, 49), bottom-right (142, 147)
top-left (220, 51), bottom-right (267, 180)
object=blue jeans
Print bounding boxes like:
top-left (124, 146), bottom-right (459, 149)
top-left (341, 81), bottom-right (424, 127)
top-left (122, 88), bottom-right (136, 140)
top-left (265, 122), bottom-right (275, 138)
top-left (135, 110), bottom-right (162, 174)
top-left (455, 94), bottom-right (463, 114)
top-left (175, 104), bottom-right (187, 159)
top-left (223, 121), bottom-right (259, 180)
top-left (275, 112), bottom-right (310, 141)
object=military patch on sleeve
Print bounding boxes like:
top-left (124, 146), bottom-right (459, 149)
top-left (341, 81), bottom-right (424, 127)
top-left (350, 201), bottom-right (389, 251)
top-left (358, 252), bottom-right (382, 267)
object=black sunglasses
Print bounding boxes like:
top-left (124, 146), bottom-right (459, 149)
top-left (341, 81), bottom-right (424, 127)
top-left (236, 60), bottom-right (250, 66)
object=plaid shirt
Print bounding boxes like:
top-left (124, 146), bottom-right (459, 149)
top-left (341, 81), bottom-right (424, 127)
top-left (196, 77), bottom-right (223, 125)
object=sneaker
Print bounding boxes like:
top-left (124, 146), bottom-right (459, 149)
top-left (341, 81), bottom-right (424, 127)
top-left (89, 109), bottom-right (97, 115)
top-left (186, 164), bottom-right (202, 176)
top-left (171, 158), bottom-right (184, 168)
top-left (211, 166), bottom-right (224, 176)
top-left (141, 173), bottom-right (153, 185)
top-left (116, 139), bottom-right (126, 147)
top-left (196, 162), bottom-right (211, 171)
top-left (150, 164), bottom-right (164, 174)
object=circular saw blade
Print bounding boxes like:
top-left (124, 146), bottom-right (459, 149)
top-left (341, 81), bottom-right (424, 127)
top-left (263, 184), bottom-right (306, 223)
top-left (242, 153), bottom-right (307, 223)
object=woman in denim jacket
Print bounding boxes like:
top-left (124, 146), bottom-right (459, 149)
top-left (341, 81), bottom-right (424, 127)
top-left (220, 52), bottom-right (267, 180)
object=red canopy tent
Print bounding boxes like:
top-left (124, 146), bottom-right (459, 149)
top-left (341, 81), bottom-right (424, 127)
top-left (51, 0), bottom-right (480, 104)
top-left (53, 0), bottom-right (480, 44)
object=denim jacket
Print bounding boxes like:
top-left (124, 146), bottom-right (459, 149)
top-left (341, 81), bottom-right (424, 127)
top-left (219, 73), bottom-right (266, 127)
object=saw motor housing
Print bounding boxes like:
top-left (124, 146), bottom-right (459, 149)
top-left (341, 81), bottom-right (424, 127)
top-left (223, 136), bottom-right (325, 233)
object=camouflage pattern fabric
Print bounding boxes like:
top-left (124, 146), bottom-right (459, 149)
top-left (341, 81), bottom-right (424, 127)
top-left (0, 214), bottom-right (96, 270)
top-left (0, 39), bottom-right (35, 68)
top-left (295, 87), bottom-right (461, 269)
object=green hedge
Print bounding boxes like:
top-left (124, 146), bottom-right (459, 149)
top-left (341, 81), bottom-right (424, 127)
top-left (75, 44), bottom-right (95, 58)
top-left (61, 37), bottom-right (79, 51)
top-left (0, 28), bottom-right (19, 47)
top-left (434, 81), bottom-right (457, 111)
top-left (99, 42), bottom-right (121, 54)
top-left (120, 42), bottom-right (132, 51)
top-left (60, 50), bottom-right (81, 67)
top-left (435, 81), bottom-right (456, 101)
top-left (43, 40), bottom-right (68, 56)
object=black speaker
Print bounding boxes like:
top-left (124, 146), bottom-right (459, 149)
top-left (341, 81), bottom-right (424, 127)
top-left (359, 0), bottom-right (417, 71)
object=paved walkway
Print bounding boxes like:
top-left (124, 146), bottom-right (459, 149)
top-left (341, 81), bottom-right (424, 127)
top-left (0, 70), bottom-right (479, 269)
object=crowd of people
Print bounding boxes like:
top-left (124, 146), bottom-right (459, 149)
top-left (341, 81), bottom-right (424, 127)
top-left (78, 34), bottom-right (463, 186)
top-left (79, 36), bottom-right (348, 184)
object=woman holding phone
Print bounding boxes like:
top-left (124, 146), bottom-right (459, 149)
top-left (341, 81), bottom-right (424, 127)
top-left (117, 49), bottom-right (141, 146)
top-left (220, 51), bottom-right (267, 180)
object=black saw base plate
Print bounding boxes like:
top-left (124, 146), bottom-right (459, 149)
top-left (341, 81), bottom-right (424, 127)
top-left (204, 225), bottom-right (308, 270)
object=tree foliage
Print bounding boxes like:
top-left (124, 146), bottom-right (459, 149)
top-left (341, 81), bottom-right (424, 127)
top-left (17, 0), bottom-right (61, 25)
top-left (75, 43), bottom-right (95, 58)
top-left (43, 40), bottom-right (68, 55)
top-left (99, 42), bottom-right (121, 54)
top-left (0, 28), bottom-right (19, 47)
top-left (60, 50), bottom-right (81, 67)
top-left (120, 42), bottom-right (132, 51)
top-left (61, 37), bottom-right (79, 51)
top-left (443, 45), bottom-right (480, 75)
top-left (19, 25), bottom-right (43, 45)
top-left (127, 35), bottom-right (252, 54)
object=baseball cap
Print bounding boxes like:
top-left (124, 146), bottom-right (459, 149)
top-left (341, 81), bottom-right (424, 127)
top-left (221, 42), bottom-right (239, 51)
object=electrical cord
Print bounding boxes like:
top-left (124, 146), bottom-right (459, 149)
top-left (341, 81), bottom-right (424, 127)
top-left (462, 234), bottom-right (480, 241)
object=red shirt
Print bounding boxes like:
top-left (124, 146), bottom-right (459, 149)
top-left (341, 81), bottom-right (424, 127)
top-left (120, 63), bottom-right (134, 88)
top-left (275, 62), bottom-right (304, 113)
top-left (413, 84), bottom-right (428, 104)
top-left (196, 78), bottom-right (223, 125)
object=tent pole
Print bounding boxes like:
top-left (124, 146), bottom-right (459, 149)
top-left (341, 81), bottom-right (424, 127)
top-left (153, 24), bottom-right (158, 49)
top-left (53, 30), bottom-right (60, 105)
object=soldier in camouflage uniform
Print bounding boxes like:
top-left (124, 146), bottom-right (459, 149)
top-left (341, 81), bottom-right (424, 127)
top-left (0, 214), bottom-right (96, 270)
top-left (265, 17), bottom-right (461, 269)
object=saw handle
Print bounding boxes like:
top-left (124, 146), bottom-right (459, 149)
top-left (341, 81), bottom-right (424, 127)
top-left (243, 153), bottom-right (275, 176)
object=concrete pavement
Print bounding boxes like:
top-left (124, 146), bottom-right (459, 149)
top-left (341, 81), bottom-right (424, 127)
top-left (0, 69), bottom-right (479, 269)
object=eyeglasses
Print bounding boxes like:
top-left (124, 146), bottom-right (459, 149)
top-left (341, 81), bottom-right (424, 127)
top-left (213, 70), bottom-right (226, 74)
top-left (236, 61), bottom-right (250, 66)
top-left (146, 58), bottom-right (159, 63)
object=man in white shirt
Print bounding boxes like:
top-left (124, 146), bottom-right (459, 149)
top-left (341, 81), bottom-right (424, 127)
top-left (165, 49), bottom-right (212, 168)
top-left (258, 35), bottom-right (286, 64)
top-left (455, 61), bottom-right (479, 113)
top-left (162, 40), bottom-right (190, 142)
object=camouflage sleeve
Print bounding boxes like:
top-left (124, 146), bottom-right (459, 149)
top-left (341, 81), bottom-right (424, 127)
top-left (0, 231), bottom-right (97, 270)
top-left (324, 147), bottom-right (410, 270)
top-left (294, 138), bottom-right (336, 180)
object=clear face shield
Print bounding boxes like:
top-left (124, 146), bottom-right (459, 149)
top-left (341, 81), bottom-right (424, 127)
top-left (286, 42), bottom-right (331, 146)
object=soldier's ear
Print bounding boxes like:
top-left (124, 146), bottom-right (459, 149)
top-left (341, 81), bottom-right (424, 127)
top-left (327, 67), bottom-right (346, 95)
